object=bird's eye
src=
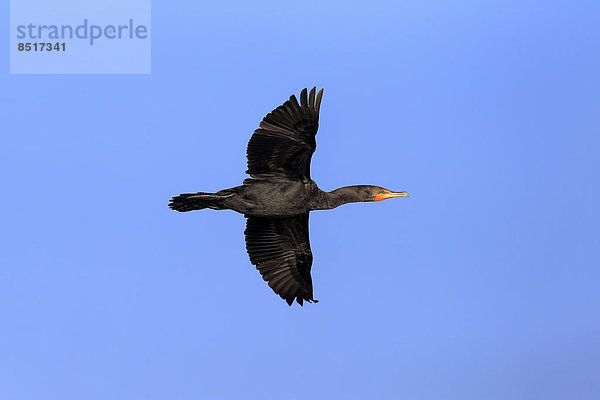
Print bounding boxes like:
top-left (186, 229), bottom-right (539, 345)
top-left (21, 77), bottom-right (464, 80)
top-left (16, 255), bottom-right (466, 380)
top-left (380, 190), bottom-right (386, 194)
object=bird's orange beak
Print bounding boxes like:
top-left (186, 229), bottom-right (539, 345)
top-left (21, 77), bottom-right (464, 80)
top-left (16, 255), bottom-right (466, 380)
top-left (374, 190), bottom-right (409, 201)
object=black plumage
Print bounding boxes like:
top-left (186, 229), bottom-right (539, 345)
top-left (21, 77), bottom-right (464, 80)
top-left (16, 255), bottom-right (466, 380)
top-left (245, 214), bottom-right (313, 306)
top-left (170, 87), bottom-right (408, 305)
top-left (246, 87), bottom-right (322, 181)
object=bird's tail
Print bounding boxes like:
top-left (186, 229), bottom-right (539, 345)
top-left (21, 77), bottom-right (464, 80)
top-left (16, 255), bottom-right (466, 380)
top-left (169, 191), bottom-right (234, 212)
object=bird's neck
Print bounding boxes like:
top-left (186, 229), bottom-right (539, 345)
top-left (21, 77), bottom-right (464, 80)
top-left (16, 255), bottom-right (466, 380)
top-left (314, 186), bottom-right (366, 210)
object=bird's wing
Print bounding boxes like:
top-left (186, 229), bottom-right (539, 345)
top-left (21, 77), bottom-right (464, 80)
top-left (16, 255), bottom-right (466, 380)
top-left (244, 213), bottom-right (316, 306)
top-left (246, 87), bottom-right (324, 181)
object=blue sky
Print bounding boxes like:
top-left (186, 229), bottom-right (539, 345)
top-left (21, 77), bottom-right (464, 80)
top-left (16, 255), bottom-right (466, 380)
top-left (2, 1), bottom-right (599, 399)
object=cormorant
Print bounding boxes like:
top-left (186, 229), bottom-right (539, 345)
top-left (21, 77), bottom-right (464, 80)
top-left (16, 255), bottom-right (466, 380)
top-left (169, 87), bottom-right (408, 306)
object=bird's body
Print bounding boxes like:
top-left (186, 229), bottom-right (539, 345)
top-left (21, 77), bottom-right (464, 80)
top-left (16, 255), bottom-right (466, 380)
top-left (170, 87), bottom-right (408, 305)
top-left (228, 179), bottom-right (321, 216)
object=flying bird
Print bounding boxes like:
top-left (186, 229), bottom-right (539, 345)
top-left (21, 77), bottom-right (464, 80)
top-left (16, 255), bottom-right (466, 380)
top-left (169, 87), bottom-right (408, 305)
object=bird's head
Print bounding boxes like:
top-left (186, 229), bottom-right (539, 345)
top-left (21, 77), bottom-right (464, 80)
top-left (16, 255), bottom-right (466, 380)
top-left (372, 187), bottom-right (409, 201)
top-left (326, 185), bottom-right (409, 208)
top-left (346, 185), bottom-right (409, 202)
